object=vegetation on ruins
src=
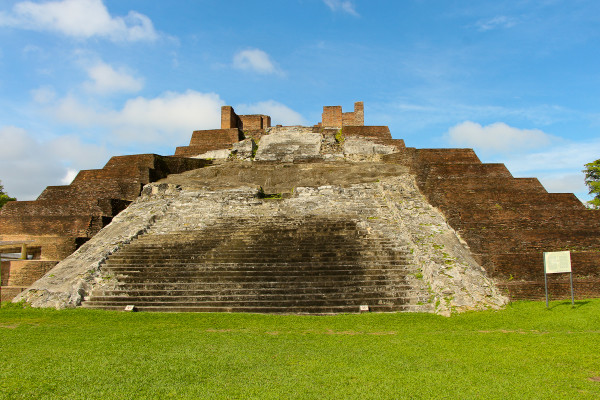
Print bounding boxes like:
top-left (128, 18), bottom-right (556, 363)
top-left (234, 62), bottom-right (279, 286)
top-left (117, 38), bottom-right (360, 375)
top-left (0, 180), bottom-right (16, 209)
top-left (257, 186), bottom-right (282, 199)
top-left (1, 299), bottom-right (599, 399)
top-left (583, 159), bottom-right (600, 208)
top-left (334, 128), bottom-right (345, 144)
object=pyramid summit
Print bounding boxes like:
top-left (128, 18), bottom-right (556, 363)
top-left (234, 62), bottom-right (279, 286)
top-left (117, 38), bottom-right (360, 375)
top-left (2, 101), bottom-right (598, 315)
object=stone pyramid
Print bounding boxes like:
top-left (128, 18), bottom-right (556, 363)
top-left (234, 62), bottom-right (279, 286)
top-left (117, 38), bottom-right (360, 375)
top-left (3, 102), bottom-right (598, 315)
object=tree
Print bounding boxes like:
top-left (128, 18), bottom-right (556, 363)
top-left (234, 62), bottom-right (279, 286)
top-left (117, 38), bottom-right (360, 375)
top-left (0, 180), bottom-right (17, 209)
top-left (583, 160), bottom-right (600, 209)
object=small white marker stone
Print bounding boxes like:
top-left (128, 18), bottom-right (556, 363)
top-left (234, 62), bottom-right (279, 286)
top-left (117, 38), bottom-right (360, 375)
top-left (124, 305), bottom-right (136, 312)
top-left (359, 305), bottom-right (369, 312)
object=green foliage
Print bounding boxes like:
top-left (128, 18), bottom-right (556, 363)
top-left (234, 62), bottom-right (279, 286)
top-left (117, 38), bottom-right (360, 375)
top-left (583, 160), bottom-right (600, 208)
top-left (335, 128), bottom-right (345, 144)
top-left (257, 186), bottom-right (282, 199)
top-left (1, 300), bottom-right (600, 398)
top-left (0, 179), bottom-right (16, 209)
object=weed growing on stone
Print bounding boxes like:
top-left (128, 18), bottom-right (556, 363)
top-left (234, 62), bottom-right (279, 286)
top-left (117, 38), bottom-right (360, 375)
top-left (335, 129), bottom-right (345, 144)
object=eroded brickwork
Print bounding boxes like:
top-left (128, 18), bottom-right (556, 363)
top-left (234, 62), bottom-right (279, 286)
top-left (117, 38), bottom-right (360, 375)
top-left (323, 102), bottom-right (364, 128)
top-left (4, 100), bottom-right (600, 305)
top-left (383, 147), bottom-right (600, 301)
top-left (0, 154), bottom-right (211, 300)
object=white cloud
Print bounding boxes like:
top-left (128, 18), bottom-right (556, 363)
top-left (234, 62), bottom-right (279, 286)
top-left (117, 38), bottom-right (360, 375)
top-left (323, 0), bottom-right (359, 16)
top-left (502, 139), bottom-right (600, 175)
top-left (31, 86), bottom-right (57, 104)
top-left (537, 173), bottom-right (586, 195)
top-left (233, 49), bottom-right (282, 75)
top-left (235, 100), bottom-right (306, 126)
top-left (83, 61), bottom-right (144, 94)
top-left (0, 126), bottom-right (109, 200)
top-left (487, 138), bottom-right (600, 201)
top-left (475, 15), bottom-right (518, 31)
top-left (446, 121), bottom-right (555, 154)
top-left (0, 0), bottom-right (158, 42)
top-left (50, 90), bottom-right (224, 146)
top-left (61, 168), bottom-right (78, 185)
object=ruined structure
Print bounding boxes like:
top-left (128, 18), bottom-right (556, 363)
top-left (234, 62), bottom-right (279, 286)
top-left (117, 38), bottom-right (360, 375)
top-left (2, 101), bottom-right (599, 315)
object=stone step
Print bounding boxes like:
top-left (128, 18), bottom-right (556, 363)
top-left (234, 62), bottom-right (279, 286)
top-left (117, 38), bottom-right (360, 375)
top-left (85, 291), bottom-right (429, 303)
top-left (103, 264), bottom-right (411, 272)
top-left (97, 280), bottom-right (414, 291)
top-left (120, 241), bottom-right (409, 250)
top-left (80, 296), bottom-right (418, 307)
top-left (90, 285), bottom-right (417, 297)
top-left (80, 303), bottom-right (431, 313)
top-left (112, 274), bottom-right (411, 284)
top-left (104, 257), bottom-right (411, 265)
top-left (110, 246), bottom-right (410, 253)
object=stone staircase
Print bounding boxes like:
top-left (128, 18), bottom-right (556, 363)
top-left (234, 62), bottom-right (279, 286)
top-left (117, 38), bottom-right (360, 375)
top-left (82, 216), bottom-right (428, 313)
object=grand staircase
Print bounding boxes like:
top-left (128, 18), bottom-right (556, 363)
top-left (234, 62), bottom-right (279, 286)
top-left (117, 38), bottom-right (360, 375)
top-left (82, 216), bottom-right (427, 313)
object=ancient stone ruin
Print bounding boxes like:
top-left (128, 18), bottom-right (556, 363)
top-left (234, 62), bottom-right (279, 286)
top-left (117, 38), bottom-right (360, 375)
top-left (1, 101), bottom-right (598, 315)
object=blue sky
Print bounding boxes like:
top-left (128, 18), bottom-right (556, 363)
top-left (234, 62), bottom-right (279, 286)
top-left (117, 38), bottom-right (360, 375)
top-left (0, 0), bottom-right (599, 201)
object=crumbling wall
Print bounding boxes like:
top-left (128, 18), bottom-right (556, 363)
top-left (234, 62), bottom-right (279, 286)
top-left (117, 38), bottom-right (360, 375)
top-left (0, 154), bottom-right (211, 299)
top-left (382, 147), bottom-right (600, 301)
top-left (322, 102), bottom-right (364, 128)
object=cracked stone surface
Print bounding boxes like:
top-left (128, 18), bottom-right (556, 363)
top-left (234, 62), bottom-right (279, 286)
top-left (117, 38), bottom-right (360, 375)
top-left (16, 162), bottom-right (508, 314)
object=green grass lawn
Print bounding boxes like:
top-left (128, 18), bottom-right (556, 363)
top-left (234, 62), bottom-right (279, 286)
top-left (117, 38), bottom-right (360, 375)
top-left (1, 300), bottom-right (599, 399)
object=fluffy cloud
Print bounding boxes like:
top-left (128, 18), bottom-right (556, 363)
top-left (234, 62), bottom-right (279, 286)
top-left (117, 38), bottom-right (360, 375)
top-left (323, 0), bottom-right (359, 16)
top-left (446, 121), bottom-right (555, 154)
top-left (233, 49), bottom-right (282, 75)
top-left (536, 173), bottom-right (587, 196)
top-left (502, 139), bottom-right (600, 175)
top-left (0, 0), bottom-right (158, 42)
top-left (235, 100), bottom-right (306, 126)
top-left (51, 90), bottom-right (224, 146)
top-left (0, 126), bottom-right (109, 200)
top-left (485, 138), bottom-right (600, 201)
top-left (475, 15), bottom-right (518, 32)
top-left (31, 86), bottom-right (57, 104)
top-left (83, 61), bottom-right (144, 94)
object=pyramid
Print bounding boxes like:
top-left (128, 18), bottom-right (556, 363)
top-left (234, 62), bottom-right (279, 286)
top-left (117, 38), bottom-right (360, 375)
top-left (3, 102), bottom-right (598, 314)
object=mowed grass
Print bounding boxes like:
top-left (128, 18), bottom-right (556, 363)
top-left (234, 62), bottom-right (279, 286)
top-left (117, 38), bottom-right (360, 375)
top-left (1, 300), bottom-right (599, 399)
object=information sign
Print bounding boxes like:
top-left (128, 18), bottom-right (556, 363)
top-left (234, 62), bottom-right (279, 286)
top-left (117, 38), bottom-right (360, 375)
top-left (543, 251), bottom-right (574, 307)
top-left (543, 251), bottom-right (572, 274)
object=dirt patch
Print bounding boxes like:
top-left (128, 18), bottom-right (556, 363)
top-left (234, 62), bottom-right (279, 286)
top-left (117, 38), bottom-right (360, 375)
top-left (478, 329), bottom-right (548, 334)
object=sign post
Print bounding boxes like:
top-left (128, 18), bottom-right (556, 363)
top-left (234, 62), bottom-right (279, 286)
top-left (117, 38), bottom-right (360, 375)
top-left (543, 251), bottom-right (574, 308)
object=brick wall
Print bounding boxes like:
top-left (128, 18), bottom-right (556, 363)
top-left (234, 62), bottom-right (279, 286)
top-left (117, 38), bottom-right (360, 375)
top-left (0, 154), bottom-right (210, 261)
top-left (323, 102), bottom-right (364, 128)
top-left (1, 260), bottom-right (57, 286)
top-left (174, 129), bottom-right (242, 157)
top-left (343, 126), bottom-right (405, 150)
top-left (221, 106), bottom-right (242, 129)
top-left (322, 106), bottom-right (342, 127)
top-left (239, 115), bottom-right (271, 130)
top-left (1, 259), bottom-right (59, 301)
top-left (386, 146), bottom-right (600, 301)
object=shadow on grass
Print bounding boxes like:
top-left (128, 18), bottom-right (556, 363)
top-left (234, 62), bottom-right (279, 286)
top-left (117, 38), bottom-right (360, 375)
top-left (547, 300), bottom-right (590, 310)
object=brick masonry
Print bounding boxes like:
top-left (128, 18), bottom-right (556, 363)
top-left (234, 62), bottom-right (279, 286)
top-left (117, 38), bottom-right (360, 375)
top-left (3, 101), bottom-right (599, 304)
top-left (322, 102), bottom-right (364, 128)
top-left (0, 155), bottom-right (211, 300)
top-left (382, 147), bottom-right (600, 301)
